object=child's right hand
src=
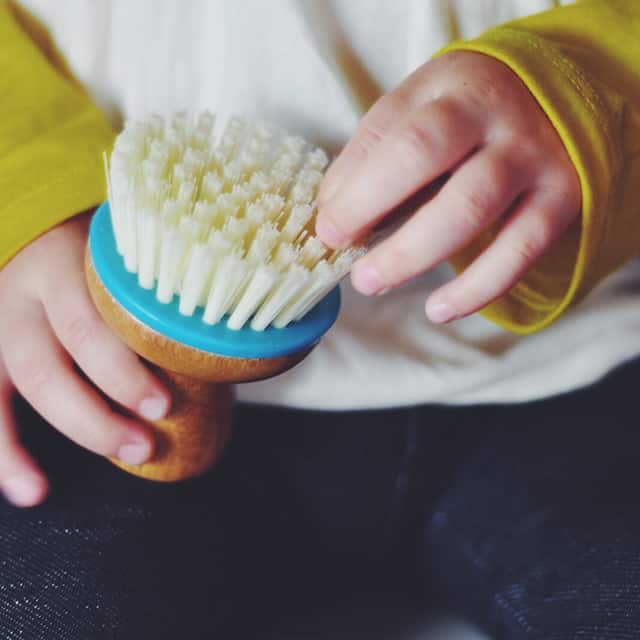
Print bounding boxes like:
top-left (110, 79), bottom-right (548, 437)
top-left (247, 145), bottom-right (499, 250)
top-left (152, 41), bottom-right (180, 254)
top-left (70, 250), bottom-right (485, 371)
top-left (0, 212), bottom-right (171, 507)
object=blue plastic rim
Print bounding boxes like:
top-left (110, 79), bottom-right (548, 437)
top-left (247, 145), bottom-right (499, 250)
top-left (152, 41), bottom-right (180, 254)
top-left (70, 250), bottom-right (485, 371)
top-left (89, 201), bottom-right (341, 359)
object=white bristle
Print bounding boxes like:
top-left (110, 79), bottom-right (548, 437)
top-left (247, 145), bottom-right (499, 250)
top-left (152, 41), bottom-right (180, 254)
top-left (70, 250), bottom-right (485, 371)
top-left (183, 148), bottom-right (205, 171)
top-left (261, 194), bottom-right (285, 221)
top-left (179, 242), bottom-right (214, 316)
top-left (246, 201), bottom-right (267, 227)
top-left (216, 193), bottom-right (240, 219)
top-left (176, 179), bottom-right (197, 204)
top-left (223, 160), bottom-right (243, 185)
top-left (273, 260), bottom-right (336, 328)
top-left (106, 112), bottom-right (362, 330)
top-left (196, 111), bottom-right (215, 137)
top-left (156, 223), bottom-right (189, 303)
top-left (249, 171), bottom-right (273, 195)
top-left (223, 217), bottom-right (250, 245)
top-left (231, 183), bottom-right (253, 212)
top-left (273, 242), bottom-right (298, 269)
top-left (227, 264), bottom-right (279, 330)
top-left (202, 251), bottom-right (247, 325)
top-left (299, 236), bottom-right (327, 268)
top-left (250, 264), bottom-right (310, 331)
top-left (201, 172), bottom-right (224, 201)
top-left (147, 114), bottom-right (166, 138)
top-left (305, 148), bottom-right (329, 172)
top-left (122, 193), bottom-right (138, 272)
top-left (247, 224), bottom-right (279, 262)
top-left (281, 204), bottom-right (312, 241)
top-left (156, 228), bottom-right (179, 302)
top-left (136, 208), bottom-right (159, 289)
top-left (171, 111), bottom-right (188, 133)
top-left (282, 136), bottom-right (307, 154)
top-left (193, 201), bottom-right (213, 222)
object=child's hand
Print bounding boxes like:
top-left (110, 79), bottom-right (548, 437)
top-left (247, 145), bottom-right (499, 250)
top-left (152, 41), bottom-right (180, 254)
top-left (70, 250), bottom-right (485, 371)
top-left (0, 213), bottom-right (171, 507)
top-left (316, 51), bottom-right (581, 323)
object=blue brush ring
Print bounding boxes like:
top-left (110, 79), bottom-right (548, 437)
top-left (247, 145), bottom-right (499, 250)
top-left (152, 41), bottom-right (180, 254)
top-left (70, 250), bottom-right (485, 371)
top-left (89, 201), bottom-right (341, 359)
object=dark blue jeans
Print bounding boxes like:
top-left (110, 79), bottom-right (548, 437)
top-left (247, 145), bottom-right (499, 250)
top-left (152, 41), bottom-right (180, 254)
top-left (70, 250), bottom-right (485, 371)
top-left (2, 357), bottom-right (639, 639)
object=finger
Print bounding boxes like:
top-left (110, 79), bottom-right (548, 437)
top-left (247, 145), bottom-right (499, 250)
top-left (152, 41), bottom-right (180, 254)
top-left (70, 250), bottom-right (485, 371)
top-left (318, 91), bottom-right (410, 205)
top-left (1, 301), bottom-right (154, 465)
top-left (43, 265), bottom-right (170, 421)
top-left (0, 356), bottom-right (48, 507)
top-left (318, 57), bottom-right (445, 205)
top-left (316, 97), bottom-right (482, 248)
top-left (350, 147), bottom-right (528, 294)
top-left (425, 187), bottom-right (578, 322)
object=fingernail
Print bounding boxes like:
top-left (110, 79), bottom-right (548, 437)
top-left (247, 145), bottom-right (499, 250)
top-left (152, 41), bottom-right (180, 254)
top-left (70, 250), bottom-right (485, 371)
top-left (139, 394), bottom-right (169, 421)
top-left (117, 435), bottom-right (152, 466)
top-left (3, 476), bottom-right (42, 507)
top-left (426, 301), bottom-right (458, 324)
top-left (315, 216), bottom-right (346, 248)
top-left (351, 264), bottom-right (386, 296)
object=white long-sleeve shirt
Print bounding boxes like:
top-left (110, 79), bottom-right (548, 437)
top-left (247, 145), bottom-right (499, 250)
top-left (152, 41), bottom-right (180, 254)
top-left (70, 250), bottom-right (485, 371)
top-left (20, 0), bottom-right (640, 409)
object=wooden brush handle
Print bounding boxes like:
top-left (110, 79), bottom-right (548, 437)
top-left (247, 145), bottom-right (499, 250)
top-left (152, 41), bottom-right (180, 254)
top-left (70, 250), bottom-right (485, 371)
top-left (85, 248), bottom-right (310, 482)
top-left (110, 368), bottom-right (234, 482)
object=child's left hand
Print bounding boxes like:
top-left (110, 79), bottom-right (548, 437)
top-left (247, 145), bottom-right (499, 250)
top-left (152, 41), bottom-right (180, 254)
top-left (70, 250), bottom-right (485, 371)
top-left (315, 51), bottom-right (581, 324)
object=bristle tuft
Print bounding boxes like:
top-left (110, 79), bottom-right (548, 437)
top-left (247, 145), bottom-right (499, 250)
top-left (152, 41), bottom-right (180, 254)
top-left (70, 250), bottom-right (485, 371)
top-left (107, 112), bottom-right (362, 330)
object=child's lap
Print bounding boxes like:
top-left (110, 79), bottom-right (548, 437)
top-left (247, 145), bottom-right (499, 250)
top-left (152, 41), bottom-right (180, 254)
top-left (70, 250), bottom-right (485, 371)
top-left (1, 357), bottom-right (638, 638)
top-left (428, 357), bottom-right (640, 638)
top-left (3, 398), bottom-right (233, 637)
top-left (1, 399), bottom-right (424, 637)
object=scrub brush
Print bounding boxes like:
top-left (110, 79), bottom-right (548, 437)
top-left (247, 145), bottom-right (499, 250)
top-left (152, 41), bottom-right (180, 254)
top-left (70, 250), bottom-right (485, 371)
top-left (85, 111), bottom-right (362, 482)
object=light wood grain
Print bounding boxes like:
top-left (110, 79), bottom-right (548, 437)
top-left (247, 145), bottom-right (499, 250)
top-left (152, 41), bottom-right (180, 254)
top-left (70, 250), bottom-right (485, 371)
top-left (85, 248), bottom-right (311, 481)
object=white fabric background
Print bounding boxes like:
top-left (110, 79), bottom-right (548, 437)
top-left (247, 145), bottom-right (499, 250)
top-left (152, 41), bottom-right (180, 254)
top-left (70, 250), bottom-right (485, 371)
top-left (19, 0), bottom-right (640, 410)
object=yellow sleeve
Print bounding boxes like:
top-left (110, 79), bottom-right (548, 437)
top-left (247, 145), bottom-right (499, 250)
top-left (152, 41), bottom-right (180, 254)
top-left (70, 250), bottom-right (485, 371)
top-left (438, 0), bottom-right (640, 334)
top-left (0, 1), bottom-right (115, 269)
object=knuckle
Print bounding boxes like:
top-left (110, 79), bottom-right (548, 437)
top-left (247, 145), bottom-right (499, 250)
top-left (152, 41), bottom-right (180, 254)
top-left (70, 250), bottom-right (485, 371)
top-left (355, 124), bottom-right (385, 156)
top-left (510, 241), bottom-right (537, 269)
top-left (511, 220), bottom-right (554, 268)
top-left (395, 99), bottom-right (465, 167)
top-left (500, 137), bottom-right (540, 164)
top-left (396, 121), bottom-right (436, 165)
top-left (26, 364), bottom-right (52, 395)
top-left (60, 312), bottom-right (98, 353)
top-left (370, 90), bottom-right (410, 121)
top-left (469, 76), bottom-right (507, 110)
top-left (485, 155), bottom-right (517, 193)
top-left (12, 355), bottom-right (54, 398)
top-left (452, 185), bottom-right (494, 234)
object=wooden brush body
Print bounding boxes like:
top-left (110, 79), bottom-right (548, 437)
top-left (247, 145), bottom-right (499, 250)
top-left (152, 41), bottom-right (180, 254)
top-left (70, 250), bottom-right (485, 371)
top-left (85, 250), bottom-right (310, 481)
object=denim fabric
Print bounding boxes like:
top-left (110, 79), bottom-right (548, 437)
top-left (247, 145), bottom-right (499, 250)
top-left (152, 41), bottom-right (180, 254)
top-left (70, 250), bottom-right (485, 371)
top-left (427, 358), bottom-right (640, 640)
top-left (1, 358), bottom-right (639, 638)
